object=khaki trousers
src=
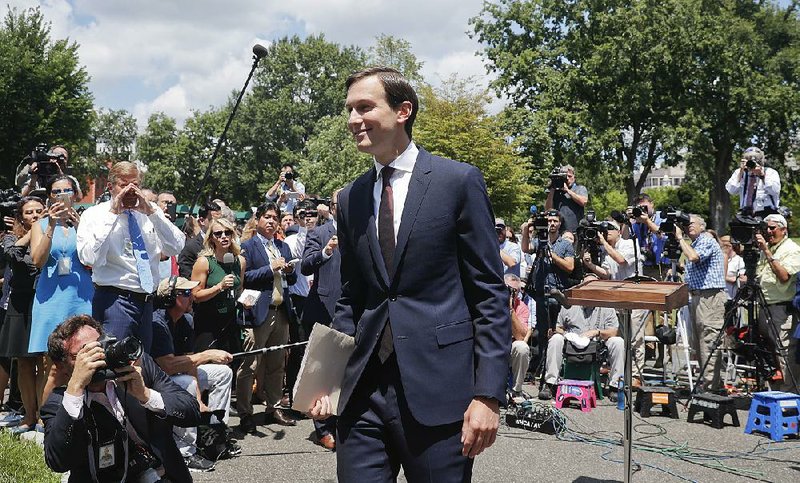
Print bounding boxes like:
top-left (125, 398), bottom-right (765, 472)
top-left (689, 289), bottom-right (726, 390)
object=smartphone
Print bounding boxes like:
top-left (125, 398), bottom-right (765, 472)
top-left (288, 258), bottom-right (301, 266)
top-left (57, 193), bottom-right (73, 208)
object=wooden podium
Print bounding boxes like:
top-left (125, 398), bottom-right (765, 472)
top-left (565, 279), bottom-right (688, 483)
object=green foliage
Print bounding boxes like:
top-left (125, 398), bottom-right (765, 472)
top-left (137, 112), bottom-right (181, 191)
top-left (414, 78), bottom-right (533, 221)
top-left (92, 108), bottom-right (137, 161)
top-left (0, 6), bottom-right (93, 189)
top-left (471, 0), bottom-right (800, 230)
top-left (0, 432), bottom-right (59, 483)
top-left (295, 112), bottom-right (372, 197)
top-left (367, 34), bottom-right (424, 83)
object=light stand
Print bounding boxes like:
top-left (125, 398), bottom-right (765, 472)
top-left (186, 43), bottom-right (269, 216)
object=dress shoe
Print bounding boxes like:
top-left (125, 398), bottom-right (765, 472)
top-left (279, 394), bottom-right (291, 408)
top-left (265, 408), bottom-right (296, 426)
top-left (317, 434), bottom-right (336, 451)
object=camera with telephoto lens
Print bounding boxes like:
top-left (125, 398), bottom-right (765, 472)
top-left (659, 208), bottom-right (691, 260)
top-left (576, 211), bottom-right (605, 266)
top-left (91, 334), bottom-right (144, 382)
top-left (548, 167), bottom-right (568, 190)
top-left (0, 189), bottom-right (23, 230)
top-left (284, 172), bottom-right (295, 180)
top-left (745, 159), bottom-right (758, 170)
top-left (627, 204), bottom-right (648, 219)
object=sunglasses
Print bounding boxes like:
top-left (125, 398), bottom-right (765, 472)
top-left (51, 188), bottom-right (74, 195)
top-left (766, 225), bottom-right (780, 231)
top-left (298, 211), bottom-right (315, 218)
top-left (212, 229), bottom-right (234, 238)
top-left (176, 289), bottom-right (193, 297)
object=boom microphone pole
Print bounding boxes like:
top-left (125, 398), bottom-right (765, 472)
top-left (187, 43), bottom-right (269, 217)
top-left (230, 341), bottom-right (309, 359)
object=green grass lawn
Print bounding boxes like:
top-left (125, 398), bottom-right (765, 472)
top-left (0, 431), bottom-right (59, 483)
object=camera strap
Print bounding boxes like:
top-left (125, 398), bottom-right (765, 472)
top-left (85, 400), bottom-right (130, 483)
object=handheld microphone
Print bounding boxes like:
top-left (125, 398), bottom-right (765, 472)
top-left (222, 252), bottom-right (236, 299)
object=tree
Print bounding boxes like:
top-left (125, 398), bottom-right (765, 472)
top-left (229, 34), bottom-right (366, 203)
top-left (0, 6), bottom-right (93, 188)
top-left (294, 112), bottom-right (372, 198)
top-left (92, 108), bottom-right (137, 161)
top-left (472, 0), bottom-right (800, 230)
top-left (414, 77), bottom-right (532, 220)
top-left (137, 112), bottom-right (182, 193)
top-left (367, 34), bottom-right (424, 83)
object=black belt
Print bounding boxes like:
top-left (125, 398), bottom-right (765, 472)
top-left (94, 284), bottom-right (154, 304)
top-left (689, 288), bottom-right (723, 296)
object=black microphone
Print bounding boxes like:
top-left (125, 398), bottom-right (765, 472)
top-left (253, 44), bottom-right (269, 59)
top-left (223, 252), bottom-right (236, 300)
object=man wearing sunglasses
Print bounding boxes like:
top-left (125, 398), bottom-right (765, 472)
top-left (754, 214), bottom-right (800, 390)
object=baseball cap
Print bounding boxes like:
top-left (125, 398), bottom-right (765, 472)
top-left (495, 217), bottom-right (506, 229)
top-left (764, 214), bottom-right (787, 228)
top-left (157, 277), bottom-right (199, 297)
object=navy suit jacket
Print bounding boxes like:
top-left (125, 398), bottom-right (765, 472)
top-left (241, 236), bottom-right (297, 324)
top-left (301, 221), bottom-right (341, 326)
top-left (333, 147), bottom-right (510, 426)
top-left (40, 353), bottom-right (201, 483)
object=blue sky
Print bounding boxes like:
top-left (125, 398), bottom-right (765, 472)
top-left (9, 0), bottom-right (495, 128)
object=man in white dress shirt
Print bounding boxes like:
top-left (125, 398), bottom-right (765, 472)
top-left (77, 161), bottom-right (185, 353)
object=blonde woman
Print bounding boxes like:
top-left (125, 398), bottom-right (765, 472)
top-left (191, 218), bottom-right (246, 352)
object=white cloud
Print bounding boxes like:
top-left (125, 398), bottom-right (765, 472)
top-left (17, 0), bottom-right (504, 127)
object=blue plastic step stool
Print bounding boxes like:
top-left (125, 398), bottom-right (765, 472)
top-left (743, 391), bottom-right (800, 442)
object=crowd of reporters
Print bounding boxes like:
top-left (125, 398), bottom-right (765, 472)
top-left (2, 144), bottom-right (800, 480)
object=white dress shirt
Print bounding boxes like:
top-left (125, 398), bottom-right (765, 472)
top-left (601, 238), bottom-right (643, 281)
top-left (373, 142), bottom-right (419, 243)
top-left (725, 167), bottom-right (781, 213)
top-left (284, 228), bottom-right (310, 297)
top-left (77, 201), bottom-right (186, 292)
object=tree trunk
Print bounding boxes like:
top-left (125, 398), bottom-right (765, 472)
top-left (709, 142), bottom-right (733, 232)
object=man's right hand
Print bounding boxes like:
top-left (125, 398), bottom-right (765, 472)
top-left (271, 257), bottom-right (287, 272)
top-left (66, 342), bottom-right (106, 396)
top-left (324, 236), bottom-right (339, 256)
top-left (205, 349), bottom-right (233, 365)
top-left (309, 395), bottom-right (332, 420)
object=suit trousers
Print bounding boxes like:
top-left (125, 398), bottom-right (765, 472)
top-left (757, 303), bottom-right (800, 391)
top-left (235, 307), bottom-right (289, 417)
top-left (337, 353), bottom-right (473, 483)
top-left (92, 287), bottom-right (153, 353)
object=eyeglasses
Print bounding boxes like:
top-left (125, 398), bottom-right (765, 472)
top-left (176, 289), bottom-right (193, 297)
top-left (766, 225), bottom-right (780, 231)
top-left (212, 229), bottom-right (234, 238)
top-left (51, 188), bottom-right (74, 195)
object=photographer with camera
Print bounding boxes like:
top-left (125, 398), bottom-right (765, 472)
top-left (265, 163), bottom-right (306, 216)
top-left (582, 219), bottom-right (642, 281)
top-left (754, 214), bottom-right (800, 388)
top-left (527, 211), bottom-right (575, 380)
top-left (545, 165), bottom-right (588, 233)
top-left (17, 145), bottom-right (84, 200)
top-left (675, 215), bottom-right (727, 391)
top-left (41, 314), bottom-right (201, 482)
top-left (725, 146), bottom-right (780, 217)
top-left (629, 194), bottom-right (670, 280)
top-left (496, 217), bottom-right (522, 276)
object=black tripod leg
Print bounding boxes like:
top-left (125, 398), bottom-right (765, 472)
top-left (756, 293), bottom-right (799, 392)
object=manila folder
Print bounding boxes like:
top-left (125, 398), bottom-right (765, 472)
top-left (292, 323), bottom-right (355, 415)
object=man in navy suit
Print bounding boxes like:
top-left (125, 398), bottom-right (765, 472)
top-left (40, 315), bottom-right (200, 483)
top-left (237, 202), bottom-right (298, 432)
top-left (301, 188), bottom-right (343, 450)
top-left (311, 67), bottom-right (509, 482)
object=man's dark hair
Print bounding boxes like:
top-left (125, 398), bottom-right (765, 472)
top-left (282, 163), bottom-right (295, 171)
top-left (199, 201), bottom-right (221, 219)
top-left (345, 67), bottom-right (418, 139)
top-left (255, 201), bottom-right (281, 220)
top-left (293, 200), bottom-right (316, 217)
top-left (48, 315), bottom-right (104, 363)
top-left (633, 193), bottom-right (652, 205)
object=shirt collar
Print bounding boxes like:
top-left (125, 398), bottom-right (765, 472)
top-left (256, 232), bottom-right (273, 245)
top-left (373, 141), bottom-right (418, 180)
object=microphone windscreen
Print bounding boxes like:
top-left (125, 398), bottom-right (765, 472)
top-left (223, 252), bottom-right (235, 267)
top-left (253, 44), bottom-right (269, 58)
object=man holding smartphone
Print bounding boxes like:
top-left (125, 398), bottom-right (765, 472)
top-left (77, 162), bottom-right (186, 353)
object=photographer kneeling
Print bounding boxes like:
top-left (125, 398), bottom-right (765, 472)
top-left (675, 215), bottom-right (726, 391)
top-left (40, 315), bottom-right (200, 483)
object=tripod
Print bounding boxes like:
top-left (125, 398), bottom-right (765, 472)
top-left (695, 269), bottom-right (798, 395)
top-left (525, 237), bottom-right (561, 392)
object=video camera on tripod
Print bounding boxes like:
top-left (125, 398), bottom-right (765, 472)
top-left (575, 210), bottom-right (607, 265)
top-left (531, 210), bottom-right (553, 244)
top-left (658, 208), bottom-right (691, 259)
top-left (728, 213), bottom-right (770, 280)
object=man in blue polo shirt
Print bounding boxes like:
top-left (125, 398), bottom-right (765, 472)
top-left (676, 215), bottom-right (726, 391)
